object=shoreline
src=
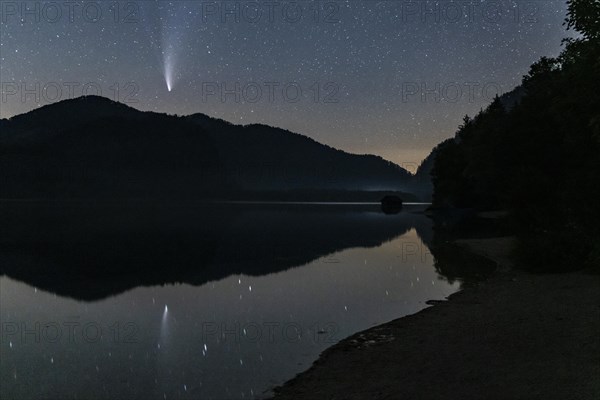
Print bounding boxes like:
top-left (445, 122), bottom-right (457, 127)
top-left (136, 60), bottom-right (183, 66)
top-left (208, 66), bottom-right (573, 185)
top-left (271, 237), bottom-right (600, 399)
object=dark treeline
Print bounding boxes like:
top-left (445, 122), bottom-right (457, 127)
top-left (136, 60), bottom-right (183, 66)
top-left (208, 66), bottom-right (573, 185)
top-left (430, 0), bottom-right (600, 271)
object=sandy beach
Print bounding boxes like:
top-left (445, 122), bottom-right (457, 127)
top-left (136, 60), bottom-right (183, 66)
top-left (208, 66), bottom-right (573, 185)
top-left (272, 237), bottom-right (600, 399)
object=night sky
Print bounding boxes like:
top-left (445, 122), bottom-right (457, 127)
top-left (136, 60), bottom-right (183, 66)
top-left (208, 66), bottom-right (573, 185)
top-left (0, 1), bottom-right (570, 169)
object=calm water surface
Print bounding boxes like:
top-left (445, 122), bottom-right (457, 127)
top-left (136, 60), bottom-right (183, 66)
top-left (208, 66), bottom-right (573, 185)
top-left (0, 203), bottom-right (466, 399)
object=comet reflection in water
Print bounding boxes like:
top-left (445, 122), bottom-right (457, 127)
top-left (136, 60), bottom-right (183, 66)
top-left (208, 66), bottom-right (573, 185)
top-left (160, 304), bottom-right (170, 345)
top-left (0, 208), bottom-right (471, 399)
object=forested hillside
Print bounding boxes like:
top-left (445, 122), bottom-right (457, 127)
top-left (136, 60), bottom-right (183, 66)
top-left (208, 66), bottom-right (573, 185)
top-left (431, 0), bottom-right (600, 270)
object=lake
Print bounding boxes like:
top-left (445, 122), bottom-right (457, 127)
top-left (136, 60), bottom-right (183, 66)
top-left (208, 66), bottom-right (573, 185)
top-left (0, 202), bottom-right (481, 399)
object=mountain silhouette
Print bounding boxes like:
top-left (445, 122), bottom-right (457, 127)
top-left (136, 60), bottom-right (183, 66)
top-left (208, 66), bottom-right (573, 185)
top-left (1, 96), bottom-right (420, 200)
top-left (0, 96), bottom-right (228, 199)
top-left (187, 112), bottom-right (414, 192)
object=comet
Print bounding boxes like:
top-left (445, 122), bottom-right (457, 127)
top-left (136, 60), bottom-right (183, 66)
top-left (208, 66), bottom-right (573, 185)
top-left (163, 50), bottom-right (174, 92)
top-left (145, 1), bottom-right (191, 93)
top-left (158, 2), bottom-right (184, 93)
